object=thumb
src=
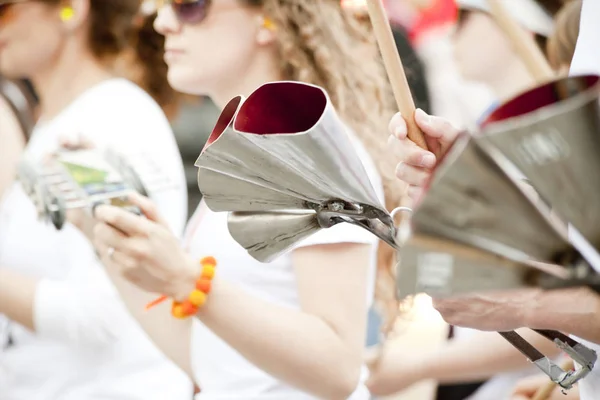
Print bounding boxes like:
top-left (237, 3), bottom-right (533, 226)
top-left (127, 192), bottom-right (169, 228)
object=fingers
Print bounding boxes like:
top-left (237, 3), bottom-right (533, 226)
top-left (395, 162), bottom-right (430, 186)
top-left (94, 222), bottom-right (129, 251)
top-left (414, 108), bottom-right (460, 149)
top-left (94, 222), bottom-right (153, 262)
top-left (389, 112), bottom-right (437, 167)
top-left (511, 375), bottom-right (552, 397)
top-left (389, 112), bottom-right (408, 140)
top-left (94, 204), bottom-right (156, 237)
top-left (127, 192), bottom-right (168, 227)
top-left (59, 132), bottom-right (95, 150)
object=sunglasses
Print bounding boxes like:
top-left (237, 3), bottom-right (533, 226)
top-left (152, 0), bottom-right (211, 24)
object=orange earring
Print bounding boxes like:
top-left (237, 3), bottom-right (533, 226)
top-left (262, 17), bottom-right (276, 30)
top-left (60, 6), bottom-right (75, 22)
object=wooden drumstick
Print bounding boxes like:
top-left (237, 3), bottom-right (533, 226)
top-left (487, 0), bottom-right (555, 84)
top-left (532, 359), bottom-right (575, 400)
top-left (366, 0), bottom-right (429, 150)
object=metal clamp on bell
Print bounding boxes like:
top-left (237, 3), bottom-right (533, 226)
top-left (396, 74), bottom-right (600, 388)
top-left (195, 81), bottom-right (401, 262)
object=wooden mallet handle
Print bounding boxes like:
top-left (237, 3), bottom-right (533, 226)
top-left (366, 0), bottom-right (429, 150)
top-left (487, 0), bottom-right (555, 85)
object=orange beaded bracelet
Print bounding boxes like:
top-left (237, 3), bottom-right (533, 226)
top-left (145, 256), bottom-right (217, 319)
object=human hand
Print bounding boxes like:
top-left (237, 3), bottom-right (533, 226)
top-left (431, 289), bottom-right (542, 332)
top-left (510, 374), bottom-right (579, 400)
top-left (92, 192), bottom-right (198, 299)
top-left (55, 133), bottom-right (97, 240)
top-left (388, 108), bottom-right (460, 200)
top-left (365, 344), bottom-right (425, 396)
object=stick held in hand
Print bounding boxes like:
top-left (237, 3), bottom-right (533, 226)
top-left (366, 0), bottom-right (429, 150)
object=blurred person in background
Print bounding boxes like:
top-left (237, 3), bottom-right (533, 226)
top-left (385, 1), bottom-right (600, 400)
top-left (452, 0), bottom-right (555, 121)
top-left (0, 1), bottom-right (192, 399)
top-left (546, 0), bottom-right (582, 74)
top-left (0, 77), bottom-right (35, 355)
top-left (367, 1), bottom-right (586, 400)
top-left (0, 77), bottom-right (36, 200)
top-left (72, 0), bottom-right (412, 399)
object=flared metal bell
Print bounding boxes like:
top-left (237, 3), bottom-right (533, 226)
top-left (395, 132), bottom-right (576, 298)
top-left (396, 233), bottom-right (570, 298)
top-left (196, 81), bottom-right (392, 262)
top-left (478, 75), bottom-right (600, 253)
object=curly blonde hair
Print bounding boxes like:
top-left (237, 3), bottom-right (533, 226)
top-left (546, 0), bottom-right (582, 70)
top-left (246, 0), bottom-right (408, 334)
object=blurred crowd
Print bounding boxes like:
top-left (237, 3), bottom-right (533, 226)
top-left (0, 1), bottom-right (596, 400)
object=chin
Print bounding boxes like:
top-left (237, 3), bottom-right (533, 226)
top-left (167, 67), bottom-right (210, 97)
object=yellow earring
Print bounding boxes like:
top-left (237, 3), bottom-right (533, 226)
top-left (262, 17), bottom-right (276, 30)
top-left (59, 6), bottom-right (75, 22)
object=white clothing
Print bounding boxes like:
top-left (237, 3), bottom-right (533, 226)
top-left (456, 0), bottom-right (554, 37)
top-left (570, 0), bottom-right (600, 77)
top-left (0, 79), bottom-right (192, 399)
top-left (574, 337), bottom-right (600, 400)
top-left (185, 131), bottom-right (384, 399)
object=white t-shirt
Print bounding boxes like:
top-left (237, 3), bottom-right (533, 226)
top-left (0, 79), bottom-right (192, 399)
top-left (184, 131), bottom-right (384, 400)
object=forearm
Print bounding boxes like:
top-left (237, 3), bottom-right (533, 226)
top-left (524, 288), bottom-right (600, 344)
top-left (416, 329), bottom-right (561, 384)
top-left (0, 269), bottom-right (36, 330)
top-left (197, 278), bottom-right (363, 400)
top-left (104, 264), bottom-right (194, 378)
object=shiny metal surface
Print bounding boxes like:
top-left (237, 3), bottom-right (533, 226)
top-left (196, 81), bottom-right (393, 262)
top-left (479, 75), bottom-right (600, 254)
top-left (404, 133), bottom-right (572, 263)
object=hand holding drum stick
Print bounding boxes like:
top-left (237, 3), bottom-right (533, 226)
top-left (366, 0), bottom-right (430, 151)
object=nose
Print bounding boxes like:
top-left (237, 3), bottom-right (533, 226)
top-left (154, 5), bottom-right (182, 35)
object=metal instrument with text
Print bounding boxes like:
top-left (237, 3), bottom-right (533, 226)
top-left (194, 78), bottom-right (598, 389)
top-left (18, 148), bottom-right (174, 229)
top-left (398, 74), bottom-right (600, 389)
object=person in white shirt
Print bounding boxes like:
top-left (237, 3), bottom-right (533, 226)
top-left (0, 1), bottom-right (191, 399)
top-left (76, 1), bottom-right (407, 399)
top-left (367, 2), bottom-right (567, 399)
top-left (385, 1), bottom-right (600, 394)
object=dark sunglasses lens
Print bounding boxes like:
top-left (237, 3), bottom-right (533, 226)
top-left (172, 0), bottom-right (209, 23)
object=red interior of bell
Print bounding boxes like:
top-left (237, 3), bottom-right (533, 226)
top-left (481, 75), bottom-right (599, 128)
top-left (233, 82), bottom-right (327, 135)
top-left (202, 96), bottom-right (243, 152)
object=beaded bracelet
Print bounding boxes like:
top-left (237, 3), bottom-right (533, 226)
top-left (145, 256), bottom-right (217, 319)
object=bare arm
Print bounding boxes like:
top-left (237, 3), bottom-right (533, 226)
top-left (91, 197), bottom-right (373, 400)
top-left (367, 328), bottom-right (560, 396)
top-left (0, 269), bottom-right (37, 330)
top-left (103, 266), bottom-right (195, 378)
top-left (524, 287), bottom-right (600, 344)
top-left (196, 243), bottom-right (370, 400)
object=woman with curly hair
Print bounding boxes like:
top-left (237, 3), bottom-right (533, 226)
top-left (0, 0), bottom-right (191, 398)
top-left (81, 0), bottom-right (405, 399)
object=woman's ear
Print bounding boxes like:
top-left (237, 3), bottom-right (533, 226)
top-left (256, 16), bottom-right (277, 46)
top-left (60, 0), bottom-right (90, 32)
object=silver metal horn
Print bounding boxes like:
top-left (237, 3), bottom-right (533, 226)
top-left (196, 81), bottom-right (394, 262)
top-left (395, 132), bottom-right (576, 298)
top-left (477, 75), bottom-right (600, 257)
